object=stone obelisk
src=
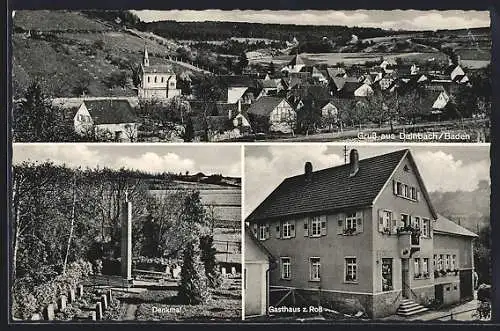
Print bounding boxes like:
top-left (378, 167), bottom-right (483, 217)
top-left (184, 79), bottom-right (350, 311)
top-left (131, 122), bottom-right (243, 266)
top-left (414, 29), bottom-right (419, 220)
top-left (121, 191), bottom-right (133, 285)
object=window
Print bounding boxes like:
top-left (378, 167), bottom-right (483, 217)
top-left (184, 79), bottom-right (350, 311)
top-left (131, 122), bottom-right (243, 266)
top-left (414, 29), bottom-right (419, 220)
top-left (380, 210), bottom-right (392, 232)
top-left (147, 76), bottom-right (150, 83)
top-left (423, 258), bottom-right (429, 276)
top-left (345, 258), bottom-right (357, 282)
top-left (310, 258), bottom-right (321, 281)
top-left (282, 221), bottom-right (293, 239)
top-left (345, 213), bottom-right (357, 232)
top-left (412, 216), bottom-right (421, 229)
top-left (451, 255), bottom-right (457, 270)
top-left (281, 257), bottom-right (291, 280)
top-left (161, 77), bottom-right (164, 83)
top-left (445, 255), bottom-right (450, 270)
top-left (259, 225), bottom-right (266, 241)
top-left (382, 258), bottom-right (393, 291)
top-left (411, 187), bottom-right (417, 200)
top-left (276, 224), bottom-right (280, 236)
top-left (170, 82), bottom-right (175, 87)
top-left (433, 254), bottom-right (437, 268)
top-left (422, 219), bottom-right (430, 237)
top-left (403, 184), bottom-right (408, 198)
top-left (401, 214), bottom-right (409, 227)
top-left (311, 216), bottom-right (322, 237)
top-left (396, 182), bottom-right (403, 195)
top-left (439, 254), bottom-right (444, 270)
top-left (154, 76), bottom-right (157, 83)
top-left (414, 258), bottom-right (421, 277)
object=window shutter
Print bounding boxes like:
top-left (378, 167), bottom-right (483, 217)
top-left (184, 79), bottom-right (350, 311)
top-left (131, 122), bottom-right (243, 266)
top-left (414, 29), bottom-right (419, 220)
top-left (393, 180), bottom-right (397, 195)
top-left (416, 190), bottom-right (421, 201)
top-left (252, 223), bottom-right (257, 236)
top-left (378, 209), bottom-right (384, 232)
top-left (276, 223), bottom-right (281, 239)
top-left (304, 218), bottom-right (309, 237)
top-left (265, 224), bottom-right (270, 239)
top-left (337, 213), bottom-right (345, 234)
top-left (356, 211), bottom-right (363, 233)
top-left (290, 220), bottom-right (296, 238)
top-left (321, 216), bottom-right (327, 236)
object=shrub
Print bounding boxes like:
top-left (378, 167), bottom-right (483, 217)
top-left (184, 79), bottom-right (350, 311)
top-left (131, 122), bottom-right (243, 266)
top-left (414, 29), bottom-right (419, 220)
top-left (12, 259), bottom-right (93, 320)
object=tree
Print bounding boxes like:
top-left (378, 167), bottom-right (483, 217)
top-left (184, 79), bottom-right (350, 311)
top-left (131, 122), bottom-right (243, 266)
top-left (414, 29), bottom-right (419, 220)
top-left (182, 117), bottom-right (195, 142)
top-left (297, 98), bottom-right (321, 135)
top-left (13, 81), bottom-right (76, 142)
top-left (178, 240), bottom-right (211, 304)
top-left (200, 235), bottom-right (222, 288)
top-left (474, 225), bottom-right (491, 284)
top-left (235, 52), bottom-right (248, 74)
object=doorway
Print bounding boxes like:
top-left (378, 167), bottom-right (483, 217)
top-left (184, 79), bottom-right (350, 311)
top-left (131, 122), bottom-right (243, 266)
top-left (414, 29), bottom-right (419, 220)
top-left (402, 258), bottom-right (410, 298)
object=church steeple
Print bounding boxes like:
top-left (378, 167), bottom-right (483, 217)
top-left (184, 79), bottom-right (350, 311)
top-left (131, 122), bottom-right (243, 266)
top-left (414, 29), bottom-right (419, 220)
top-left (143, 43), bottom-right (149, 67)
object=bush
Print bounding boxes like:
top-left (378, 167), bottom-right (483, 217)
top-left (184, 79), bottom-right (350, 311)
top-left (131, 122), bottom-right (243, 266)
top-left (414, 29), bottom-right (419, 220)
top-left (12, 259), bottom-right (93, 320)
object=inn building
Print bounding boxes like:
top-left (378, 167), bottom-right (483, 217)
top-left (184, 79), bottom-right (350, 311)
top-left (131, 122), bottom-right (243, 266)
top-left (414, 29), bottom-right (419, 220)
top-left (245, 149), bottom-right (477, 318)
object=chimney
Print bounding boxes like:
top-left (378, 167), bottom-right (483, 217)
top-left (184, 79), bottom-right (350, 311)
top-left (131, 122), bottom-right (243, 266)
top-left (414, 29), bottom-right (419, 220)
top-left (349, 149), bottom-right (359, 177)
top-left (304, 161), bottom-right (313, 182)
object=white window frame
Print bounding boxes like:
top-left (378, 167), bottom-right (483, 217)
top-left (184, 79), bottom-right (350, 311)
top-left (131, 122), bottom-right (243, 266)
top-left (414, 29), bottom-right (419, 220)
top-left (382, 210), bottom-right (391, 230)
top-left (401, 213), bottom-right (410, 227)
top-left (345, 213), bottom-right (357, 231)
top-left (451, 255), bottom-right (457, 270)
top-left (258, 224), bottom-right (266, 241)
top-left (309, 257), bottom-right (321, 281)
top-left (445, 255), bottom-right (450, 270)
top-left (282, 221), bottom-right (292, 239)
top-left (414, 258), bottom-right (421, 278)
top-left (439, 254), bottom-right (444, 270)
top-left (422, 218), bottom-right (430, 237)
top-left (423, 258), bottom-right (429, 276)
top-left (281, 257), bottom-right (291, 280)
top-left (345, 257), bottom-right (357, 282)
top-left (310, 216), bottom-right (322, 237)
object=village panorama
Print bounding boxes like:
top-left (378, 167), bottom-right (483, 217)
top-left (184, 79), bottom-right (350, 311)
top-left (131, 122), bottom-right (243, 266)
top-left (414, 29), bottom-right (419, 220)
top-left (11, 10), bottom-right (491, 143)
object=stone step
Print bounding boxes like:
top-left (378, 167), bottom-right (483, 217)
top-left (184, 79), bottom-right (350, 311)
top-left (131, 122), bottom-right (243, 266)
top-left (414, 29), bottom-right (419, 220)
top-left (398, 304), bottom-right (426, 313)
top-left (400, 302), bottom-right (421, 309)
top-left (397, 307), bottom-right (429, 316)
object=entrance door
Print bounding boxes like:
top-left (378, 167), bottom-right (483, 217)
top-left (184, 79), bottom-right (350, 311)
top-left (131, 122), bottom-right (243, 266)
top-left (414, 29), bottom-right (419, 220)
top-left (401, 259), bottom-right (410, 298)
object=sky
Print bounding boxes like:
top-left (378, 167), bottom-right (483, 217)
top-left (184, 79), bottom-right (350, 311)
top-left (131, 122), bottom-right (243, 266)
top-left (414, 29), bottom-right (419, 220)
top-left (244, 144), bottom-right (490, 218)
top-left (12, 144), bottom-right (242, 177)
top-left (132, 10), bottom-right (490, 31)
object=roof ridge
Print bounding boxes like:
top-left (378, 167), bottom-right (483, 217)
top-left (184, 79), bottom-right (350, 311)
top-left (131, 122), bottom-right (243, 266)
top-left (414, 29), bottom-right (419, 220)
top-left (286, 149), bottom-right (409, 180)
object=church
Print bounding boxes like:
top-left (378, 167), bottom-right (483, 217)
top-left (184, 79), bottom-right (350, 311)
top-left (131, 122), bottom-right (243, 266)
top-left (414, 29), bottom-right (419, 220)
top-left (137, 45), bottom-right (182, 99)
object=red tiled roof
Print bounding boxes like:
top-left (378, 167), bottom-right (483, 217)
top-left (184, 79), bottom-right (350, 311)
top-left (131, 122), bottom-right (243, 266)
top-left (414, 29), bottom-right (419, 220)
top-left (247, 149), bottom-right (409, 222)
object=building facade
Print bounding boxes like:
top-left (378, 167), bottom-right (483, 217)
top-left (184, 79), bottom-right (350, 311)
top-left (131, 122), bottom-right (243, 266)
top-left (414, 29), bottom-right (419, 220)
top-left (246, 149), bottom-right (477, 318)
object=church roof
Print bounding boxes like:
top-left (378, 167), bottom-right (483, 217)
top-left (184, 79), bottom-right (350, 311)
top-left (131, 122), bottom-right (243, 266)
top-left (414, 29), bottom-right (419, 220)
top-left (142, 64), bottom-right (174, 74)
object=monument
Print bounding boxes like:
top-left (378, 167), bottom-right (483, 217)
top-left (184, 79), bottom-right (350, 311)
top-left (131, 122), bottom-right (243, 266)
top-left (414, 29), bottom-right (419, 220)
top-left (121, 191), bottom-right (133, 285)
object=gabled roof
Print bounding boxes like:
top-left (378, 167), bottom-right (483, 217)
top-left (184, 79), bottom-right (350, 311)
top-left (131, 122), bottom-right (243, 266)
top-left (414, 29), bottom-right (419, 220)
top-left (245, 225), bottom-right (275, 260)
top-left (434, 214), bottom-right (478, 238)
top-left (82, 100), bottom-right (137, 125)
top-left (291, 84), bottom-right (331, 101)
top-left (142, 64), bottom-right (174, 74)
top-left (287, 53), bottom-right (311, 67)
top-left (327, 67), bottom-right (347, 79)
top-left (247, 149), bottom-right (410, 222)
top-left (247, 97), bottom-right (288, 116)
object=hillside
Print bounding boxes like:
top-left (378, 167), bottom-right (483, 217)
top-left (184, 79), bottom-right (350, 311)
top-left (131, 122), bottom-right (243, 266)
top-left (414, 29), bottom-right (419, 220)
top-left (429, 180), bottom-right (490, 234)
top-left (12, 10), bottom-right (186, 98)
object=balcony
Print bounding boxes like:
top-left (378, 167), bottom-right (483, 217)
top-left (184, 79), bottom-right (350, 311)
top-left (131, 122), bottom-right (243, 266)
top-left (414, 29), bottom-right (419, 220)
top-left (397, 225), bottom-right (421, 258)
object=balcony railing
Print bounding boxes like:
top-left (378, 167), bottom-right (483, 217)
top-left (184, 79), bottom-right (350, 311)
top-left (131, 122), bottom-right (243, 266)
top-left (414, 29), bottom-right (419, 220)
top-left (397, 225), bottom-right (421, 246)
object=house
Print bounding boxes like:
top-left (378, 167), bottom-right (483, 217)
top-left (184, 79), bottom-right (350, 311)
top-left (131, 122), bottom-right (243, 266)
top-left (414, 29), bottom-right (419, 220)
top-left (138, 45), bottom-right (182, 99)
top-left (244, 227), bottom-right (275, 317)
top-left (74, 99), bottom-right (138, 141)
top-left (320, 101), bottom-right (339, 119)
top-left (247, 96), bottom-right (296, 134)
top-left (416, 87), bottom-right (451, 118)
top-left (245, 149), bottom-right (477, 318)
top-left (354, 83), bottom-right (374, 97)
top-left (221, 75), bottom-right (261, 104)
top-left (281, 53), bottom-right (311, 74)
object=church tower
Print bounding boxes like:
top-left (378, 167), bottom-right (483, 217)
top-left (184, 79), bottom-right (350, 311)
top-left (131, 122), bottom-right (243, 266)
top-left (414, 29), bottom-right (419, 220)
top-left (143, 43), bottom-right (149, 67)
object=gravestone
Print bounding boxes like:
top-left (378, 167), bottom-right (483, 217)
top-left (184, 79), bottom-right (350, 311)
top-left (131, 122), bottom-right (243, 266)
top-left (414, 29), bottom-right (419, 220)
top-left (100, 294), bottom-right (108, 310)
top-left (58, 295), bottom-right (67, 311)
top-left (68, 288), bottom-right (76, 303)
top-left (95, 302), bottom-right (103, 320)
top-left (121, 199), bottom-right (133, 283)
top-left (172, 265), bottom-right (181, 278)
top-left (44, 304), bottom-right (55, 320)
